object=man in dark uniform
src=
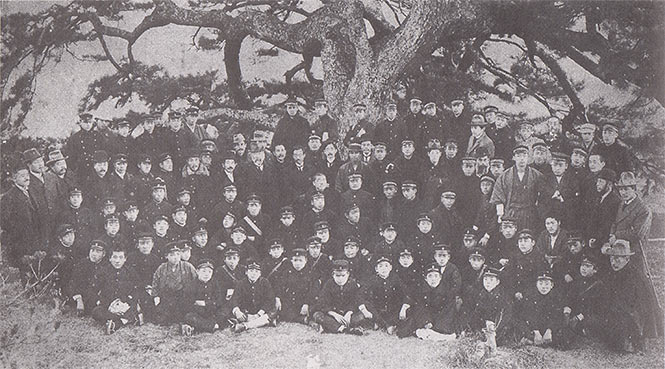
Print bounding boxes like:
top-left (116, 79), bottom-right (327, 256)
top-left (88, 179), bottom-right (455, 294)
top-left (312, 259), bottom-right (366, 335)
top-left (108, 153), bottom-right (133, 202)
top-left (69, 240), bottom-right (107, 315)
top-left (488, 112), bottom-right (515, 163)
top-left (85, 150), bottom-right (113, 210)
top-left (311, 98), bottom-right (339, 143)
top-left (23, 148), bottom-right (53, 243)
top-left (539, 152), bottom-right (580, 229)
top-left (273, 97), bottom-right (311, 154)
top-left (374, 100), bottom-right (402, 158)
top-left (44, 148), bottom-right (78, 215)
top-left (343, 103), bottom-right (374, 147)
top-left (418, 101), bottom-right (444, 153)
top-left (597, 122), bottom-right (632, 174)
top-left (66, 112), bottom-right (106, 178)
top-left (133, 112), bottom-right (165, 163)
top-left (334, 143), bottom-right (373, 193)
top-left (446, 97), bottom-right (472, 146)
top-left (106, 119), bottom-right (133, 161)
top-left (273, 248), bottom-right (315, 325)
top-left (181, 260), bottom-right (226, 335)
top-left (401, 96), bottom-right (424, 145)
top-left (230, 260), bottom-right (277, 332)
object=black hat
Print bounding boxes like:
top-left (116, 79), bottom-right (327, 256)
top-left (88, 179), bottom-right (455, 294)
top-left (483, 105), bottom-right (499, 113)
top-left (307, 236), bottom-right (322, 247)
top-left (269, 238), bottom-right (283, 249)
top-left (172, 205), bottom-right (187, 214)
top-left (56, 223), bottom-right (75, 238)
top-left (416, 213), bottom-right (432, 223)
top-left (463, 226), bottom-right (480, 239)
top-left (231, 226), bottom-right (246, 234)
top-left (537, 271), bottom-right (553, 281)
top-left (138, 153), bottom-right (152, 164)
top-left (566, 230), bottom-right (584, 243)
top-left (247, 260), bottom-right (261, 270)
top-left (246, 193), bottom-right (262, 204)
top-left (280, 206), bottom-right (295, 216)
top-left (92, 150), bottom-right (109, 163)
top-left (69, 187), bottom-right (83, 195)
top-left (344, 236), bottom-right (361, 247)
top-left (517, 229), bottom-right (535, 239)
top-left (468, 248), bottom-right (485, 260)
top-left (532, 142), bottom-right (548, 151)
top-left (197, 260), bottom-right (215, 270)
top-left (333, 259), bottom-right (350, 271)
top-left (551, 151), bottom-right (569, 162)
top-left (483, 267), bottom-right (501, 278)
top-left (399, 248), bottom-right (413, 256)
top-left (501, 215), bottom-right (517, 225)
top-left (291, 248), bottom-right (307, 258)
top-left (424, 263), bottom-right (441, 275)
top-left (380, 222), bottom-right (397, 231)
top-left (90, 239), bottom-right (108, 251)
top-left (512, 145), bottom-right (529, 155)
top-left (480, 175), bottom-right (495, 184)
top-left (375, 255), bottom-right (392, 265)
top-left (314, 221), bottom-right (330, 231)
top-left (225, 248), bottom-right (240, 257)
top-left (158, 152), bottom-right (172, 162)
top-left (104, 213), bottom-right (120, 223)
top-left (402, 179), bottom-right (417, 188)
top-left (102, 197), bottom-right (116, 207)
top-left (166, 241), bottom-right (181, 253)
top-left (153, 214), bottom-right (169, 223)
top-left (433, 243), bottom-right (451, 254)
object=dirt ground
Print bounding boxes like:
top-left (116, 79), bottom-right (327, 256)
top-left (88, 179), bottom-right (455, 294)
top-left (1, 241), bottom-right (664, 369)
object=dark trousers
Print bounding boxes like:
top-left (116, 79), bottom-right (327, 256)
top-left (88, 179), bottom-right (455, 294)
top-left (183, 311), bottom-right (228, 333)
top-left (91, 303), bottom-right (138, 327)
top-left (397, 305), bottom-right (456, 338)
top-left (152, 291), bottom-right (186, 325)
top-left (280, 303), bottom-right (308, 324)
top-left (312, 311), bottom-right (365, 333)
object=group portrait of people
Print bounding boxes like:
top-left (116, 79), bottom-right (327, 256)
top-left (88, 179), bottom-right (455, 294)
top-left (1, 93), bottom-right (662, 353)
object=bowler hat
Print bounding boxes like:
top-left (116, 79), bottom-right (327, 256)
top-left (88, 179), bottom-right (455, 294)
top-left (45, 149), bottom-right (68, 166)
top-left (604, 239), bottom-right (634, 256)
top-left (615, 171), bottom-right (638, 187)
top-left (22, 148), bottom-right (42, 163)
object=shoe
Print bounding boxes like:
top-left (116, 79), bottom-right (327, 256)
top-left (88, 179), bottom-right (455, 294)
top-left (137, 313), bottom-right (144, 326)
top-left (373, 323), bottom-right (379, 330)
top-left (386, 326), bottom-right (396, 335)
top-left (233, 323), bottom-right (247, 333)
top-left (105, 320), bottom-right (116, 335)
top-left (181, 324), bottom-right (194, 337)
top-left (348, 327), bottom-right (364, 336)
top-left (270, 316), bottom-right (278, 327)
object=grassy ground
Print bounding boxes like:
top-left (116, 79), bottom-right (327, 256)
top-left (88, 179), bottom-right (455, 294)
top-left (2, 241), bottom-right (664, 369)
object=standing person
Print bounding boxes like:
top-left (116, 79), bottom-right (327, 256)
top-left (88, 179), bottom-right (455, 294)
top-left (586, 168), bottom-right (620, 250)
top-left (446, 97), bottom-right (472, 146)
top-left (490, 145), bottom-right (545, 232)
top-left (66, 112), bottom-right (106, 178)
top-left (1, 161), bottom-right (42, 268)
top-left (607, 171), bottom-right (663, 338)
top-left (273, 97), bottom-right (310, 154)
top-left (23, 148), bottom-right (52, 243)
top-left (311, 98), bottom-right (339, 143)
top-left (374, 101), bottom-right (403, 158)
top-left (44, 148), bottom-right (78, 215)
top-left (466, 114), bottom-right (495, 159)
top-left (597, 122), bottom-right (632, 174)
top-left (344, 103), bottom-right (373, 147)
top-left (133, 113), bottom-right (164, 163)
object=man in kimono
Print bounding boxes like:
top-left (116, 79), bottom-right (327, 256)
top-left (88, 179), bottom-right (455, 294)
top-left (490, 145), bottom-right (545, 232)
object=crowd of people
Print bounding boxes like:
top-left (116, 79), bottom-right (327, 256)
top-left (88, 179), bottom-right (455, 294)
top-left (1, 94), bottom-right (662, 353)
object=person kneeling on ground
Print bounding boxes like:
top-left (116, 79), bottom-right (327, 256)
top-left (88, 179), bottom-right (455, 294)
top-left (311, 259), bottom-right (365, 335)
top-left (181, 260), bottom-right (225, 336)
top-left (230, 260), bottom-right (277, 333)
top-left (274, 248), bottom-right (315, 325)
top-left (92, 247), bottom-right (141, 335)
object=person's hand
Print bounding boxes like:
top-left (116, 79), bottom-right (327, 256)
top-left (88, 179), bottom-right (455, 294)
top-left (74, 295), bottom-right (84, 313)
top-left (399, 304), bottom-right (410, 320)
top-left (479, 234), bottom-right (490, 247)
top-left (343, 311), bottom-right (353, 326)
top-left (563, 306), bottom-right (572, 315)
top-left (257, 310), bottom-right (266, 317)
top-left (359, 305), bottom-right (373, 319)
top-left (455, 296), bottom-right (463, 311)
top-left (300, 304), bottom-right (309, 316)
top-left (515, 292), bottom-right (523, 300)
top-left (233, 307), bottom-right (247, 321)
top-left (275, 297), bottom-right (282, 311)
top-left (564, 274), bottom-right (573, 283)
top-left (608, 234), bottom-right (617, 245)
top-left (589, 238), bottom-right (597, 248)
top-left (499, 258), bottom-right (509, 266)
top-left (361, 248), bottom-right (369, 256)
top-left (329, 311), bottom-right (344, 325)
top-left (154, 296), bottom-right (161, 306)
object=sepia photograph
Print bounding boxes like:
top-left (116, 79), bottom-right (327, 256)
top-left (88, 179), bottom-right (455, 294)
top-left (1, 0), bottom-right (664, 367)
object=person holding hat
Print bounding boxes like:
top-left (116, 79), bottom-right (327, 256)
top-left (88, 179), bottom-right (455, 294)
top-left (597, 239), bottom-right (660, 351)
top-left (273, 248), bottom-right (315, 325)
top-left (311, 98), bottom-right (339, 143)
top-left (515, 271), bottom-right (565, 347)
top-left (539, 151), bottom-right (580, 229)
top-left (273, 96), bottom-right (310, 154)
top-left (466, 114), bottom-right (495, 159)
top-left (357, 255), bottom-right (411, 334)
top-left (597, 121), bottom-right (632, 174)
top-left (92, 247), bottom-right (142, 334)
top-left (396, 263), bottom-right (457, 340)
top-left (230, 259), bottom-right (278, 333)
top-left (68, 240), bottom-right (107, 315)
top-left (608, 171), bottom-right (663, 338)
top-left (585, 168), bottom-right (620, 249)
top-left (181, 260), bottom-right (225, 335)
top-left (374, 100), bottom-right (403, 157)
top-left (311, 259), bottom-right (366, 335)
top-left (490, 144), bottom-right (545, 232)
top-left (1, 160), bottom-right (44, 268)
